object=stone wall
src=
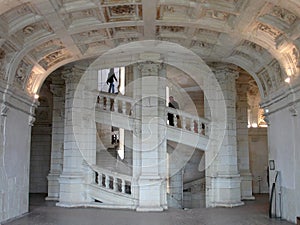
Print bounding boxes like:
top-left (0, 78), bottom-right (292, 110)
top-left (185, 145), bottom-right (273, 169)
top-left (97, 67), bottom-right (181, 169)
top-left (248, 128), bottom-right (268, 194)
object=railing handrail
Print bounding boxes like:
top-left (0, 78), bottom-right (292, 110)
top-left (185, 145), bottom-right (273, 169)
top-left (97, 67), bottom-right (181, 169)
top-left (98, 91), bottom-right (135, 104)
top-left (91, 165), bottom-right (132, 182)
top-left (166, 107), bottom-right (210, 124)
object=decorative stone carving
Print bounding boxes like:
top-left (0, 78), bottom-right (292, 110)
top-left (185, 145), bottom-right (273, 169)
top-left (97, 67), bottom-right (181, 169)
top-left (23, 25), bottom-right (35, 35)
top-left (15, 60), bottom-right (31, 87)
top-left (191, 40), bottom-right (214, 49)
top-left (1, 104), bottom-right (9, 117)
top-left (292, 47), bottom-right (300, 68)
top-left (206, 9), bottom-right (229, 21)
top-left (28, 115), bottom-right (36, 126)
top-left (26, 71), bottom-right (38, 95)
top-left (110, 5), bottom-right (135, 16)
top-left (257, 23), bottom-right (281, 38)
top-left (242, 40), bottom-right (263, 53)
top-left (39, 49), bottom-right (71, 70)
top-left (271, 5), bottom-right (297, 25)
top-left (137, 61), bottom-right (162, 76)
top-left (269, 59), bottom-right (284, 84)
top-left (161, 26), bottom-right (185, 33)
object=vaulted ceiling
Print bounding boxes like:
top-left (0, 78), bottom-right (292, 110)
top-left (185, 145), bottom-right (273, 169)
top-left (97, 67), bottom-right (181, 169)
top-left (0, 0), bottom-right (299, 99)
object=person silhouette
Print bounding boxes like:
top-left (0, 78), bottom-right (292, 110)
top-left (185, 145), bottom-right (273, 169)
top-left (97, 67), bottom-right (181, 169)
top-left (106, 68), bottom-right (118, 93)
top-left (168, 96), bottom-right (179, 126)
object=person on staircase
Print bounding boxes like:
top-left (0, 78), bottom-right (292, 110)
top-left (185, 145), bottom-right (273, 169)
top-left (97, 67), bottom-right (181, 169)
top-left (106, 68), bottom-right (118, 93)
top-left (168, 96), bottom-right (179, 126)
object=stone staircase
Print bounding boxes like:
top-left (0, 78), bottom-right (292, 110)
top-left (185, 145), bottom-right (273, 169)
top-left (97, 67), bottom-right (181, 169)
top-left (86, 92), bottom-right (211, 209)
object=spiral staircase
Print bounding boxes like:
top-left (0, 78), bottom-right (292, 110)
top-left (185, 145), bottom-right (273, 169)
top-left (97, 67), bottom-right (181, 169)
top-left (84, 92), bottom-right (210, 209)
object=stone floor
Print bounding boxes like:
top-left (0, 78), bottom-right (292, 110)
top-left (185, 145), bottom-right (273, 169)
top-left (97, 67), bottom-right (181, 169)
top-left (3, 194), bottom-right (294, 225)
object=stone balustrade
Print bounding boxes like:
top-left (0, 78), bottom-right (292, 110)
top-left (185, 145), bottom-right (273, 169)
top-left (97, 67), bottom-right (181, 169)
top-left (96, 92), bottom-right (133, 116)
top-left (166, 107), bottom-right (210, 137)
top-left (91, 166), bottom-right (132, 195)
top-left (96, 92), bottom-right (210, 138)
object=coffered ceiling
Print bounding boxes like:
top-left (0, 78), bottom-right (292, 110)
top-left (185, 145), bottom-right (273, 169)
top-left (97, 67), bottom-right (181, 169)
top-left (0, 0), bottom-right (299, 98)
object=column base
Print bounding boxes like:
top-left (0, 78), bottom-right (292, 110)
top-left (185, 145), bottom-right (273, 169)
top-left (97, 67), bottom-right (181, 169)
top-left (46, 172), bottom-right (61, 201)
top-left (240, 172), bottom-right (255, 200)
top-left (209, 174), bottom-right (244, 207)
top-left (137, 175), bottom-right (166, 212)
top-left (58, 172), bottom-right (91, 205)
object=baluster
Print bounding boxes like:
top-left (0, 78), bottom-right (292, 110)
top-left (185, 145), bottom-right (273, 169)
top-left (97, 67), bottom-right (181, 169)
top-left (114, 99), bottom-right (118, 112)
top-left (109, 98), bottom-right (113, 111)
top-left (182, 116), bottom-right (186, 130)
top-left (105, 174), bottom-right (109, 188)
top-left (198, 121), bottom-right (201, 134)
top-left (205, 123), bottom-right (209, 136)
top-left (174, 114), bottom-right (178, 127)
top-left (121, 179), bottom-right (126, 193)
top-left (113, 177), bottom-right (118, 192)
top-left (191, 119), bottom-right (195, 132)
top-left (122, 101), bottom-right (126, 115)
top-left (99, 96), bottom-right (104, 110)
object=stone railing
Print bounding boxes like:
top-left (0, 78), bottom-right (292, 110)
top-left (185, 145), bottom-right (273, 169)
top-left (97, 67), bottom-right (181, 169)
top-left (96, 92), bottom-right (133, 116)
top-left (166, 107), bottom-right (210, 137)
top-left (96, 92), bottom-right (210, 137)
top-left (91, 166), bottom-right (132, 196)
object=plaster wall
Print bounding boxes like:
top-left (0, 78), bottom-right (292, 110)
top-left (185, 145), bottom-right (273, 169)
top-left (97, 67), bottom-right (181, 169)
top-left (0, 105), bottom-right (32, 222)
top-left (248, 128), bottom-right (268, 194)
top-left (268, 101), bottom-right (300, 223)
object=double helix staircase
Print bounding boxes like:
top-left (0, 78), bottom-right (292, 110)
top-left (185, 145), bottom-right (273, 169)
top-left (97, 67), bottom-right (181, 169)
top-left (85, 92), bottom-right (210, 209)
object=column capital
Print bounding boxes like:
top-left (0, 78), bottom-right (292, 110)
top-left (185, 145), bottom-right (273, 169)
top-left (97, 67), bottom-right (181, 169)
top-left (210, 63), bottom-right (239, 80)
top-left (137, 61), bottom-right (164, 76)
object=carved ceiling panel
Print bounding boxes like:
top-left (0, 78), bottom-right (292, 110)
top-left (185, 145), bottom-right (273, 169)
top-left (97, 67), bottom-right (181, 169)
top-left (103, 4), bottom-right (142, 22)
top-left (15, 58), bottom-right (33, 89)
top-left (14, 21), bottom-right (53, 45)
top-left (39, 49), bottom-right (72, 70)
top-left (72, 29), bottom-right (110, 45)
top-left (157, 4), bottom-right (195, 21)
top-left (257, 3), bottom-right (298, 32)
top-left (60, 8), bottom-right (103, 28)
top-left (112, 26), bottom-right (142, 39)
top-left (30, 40), bottom-right (65, 61)
top-left (156, 26), bottom-right (187, 39)
top-left (0, 3), bottom-right (42, 34)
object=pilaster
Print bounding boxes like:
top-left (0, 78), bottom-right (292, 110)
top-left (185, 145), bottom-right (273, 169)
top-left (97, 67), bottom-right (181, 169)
top-left (133, 61), bottom-right (168, 211)
top-left (58, 64), bottom-right (96, 206)
top-left (46, 74), bottom-right (65, 201)
top-left (236, 74), bottom-right (254, 200)
top-left (206, 64), bottom-right (243, 207)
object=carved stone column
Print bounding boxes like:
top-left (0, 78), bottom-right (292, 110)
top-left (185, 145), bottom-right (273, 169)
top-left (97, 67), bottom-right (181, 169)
top-left (133, 61), bottom-right (168, 211)
top-left (236, 74), bottom-right (254, 200)
top-left (58, 64), bottom-right (95, 206)
top-left (46, 74), bottom-right (65, 201)
top-left (205, 65), bottom-right (243, 207)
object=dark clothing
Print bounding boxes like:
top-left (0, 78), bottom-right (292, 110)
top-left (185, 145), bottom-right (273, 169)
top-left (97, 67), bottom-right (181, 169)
top-left (106, 74), bottom-right (117, 84)
top-left (106, 72), bottom-right (117, 93)
top-left (168, 100), bottom-right (179, 126)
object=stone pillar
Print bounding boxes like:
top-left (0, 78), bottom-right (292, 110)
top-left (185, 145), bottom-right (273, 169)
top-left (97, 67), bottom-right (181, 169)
top-left (46, 74), bottom-right (65, 201)
top-left (0, 87), bottom-right (37, 223)
top-left (58, 64), bottom-right (96, 206)
top-left (168, 168), bottom-right (183, 208)
top-left (205, 65), bottom-right (243, 207)
top-left (236, 74), bottom-right (254, 200)
top-left (133, 61), bottom-right (167, 211)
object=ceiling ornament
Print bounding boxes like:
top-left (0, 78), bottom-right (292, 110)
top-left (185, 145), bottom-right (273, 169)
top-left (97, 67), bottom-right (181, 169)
top-left (271, 5), bottom-right (297, 25)
top-left (257, 23), bottom-right (281, 38)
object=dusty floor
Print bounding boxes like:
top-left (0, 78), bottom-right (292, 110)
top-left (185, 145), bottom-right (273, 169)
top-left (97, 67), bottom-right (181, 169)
top-left (3, 194), bottom-right (294, 225)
